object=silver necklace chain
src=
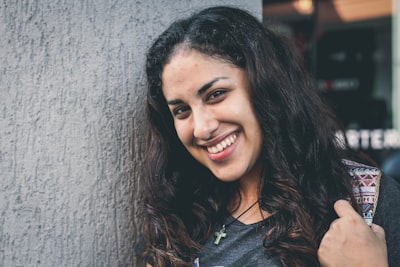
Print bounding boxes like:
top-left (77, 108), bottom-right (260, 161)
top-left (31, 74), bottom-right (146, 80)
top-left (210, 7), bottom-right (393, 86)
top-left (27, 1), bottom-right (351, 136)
top-left (214, 199), bottom-right (259, 245)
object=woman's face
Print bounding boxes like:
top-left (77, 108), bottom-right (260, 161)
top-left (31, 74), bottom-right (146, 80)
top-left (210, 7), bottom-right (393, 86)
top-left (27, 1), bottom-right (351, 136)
top-left (161, 49), bottom-right (263, 182)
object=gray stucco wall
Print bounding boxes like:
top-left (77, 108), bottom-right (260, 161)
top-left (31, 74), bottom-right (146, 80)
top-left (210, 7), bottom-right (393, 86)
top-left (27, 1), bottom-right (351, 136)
top-left (0, 1), bottom-right (261, 266)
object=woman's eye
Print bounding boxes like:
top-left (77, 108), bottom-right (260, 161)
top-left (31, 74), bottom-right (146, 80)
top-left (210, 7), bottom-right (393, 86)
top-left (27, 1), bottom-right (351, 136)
top-left (207, 89), bottom-right (226, 101)
top-left (173, 106), bottom-right (190, 119)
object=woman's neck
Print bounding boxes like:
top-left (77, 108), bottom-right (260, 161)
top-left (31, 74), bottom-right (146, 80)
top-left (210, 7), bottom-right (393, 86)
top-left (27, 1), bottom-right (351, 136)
top-left (228, 170), bottom-right (270, 224)
top-left (229, 197), bottom-right (270, 225)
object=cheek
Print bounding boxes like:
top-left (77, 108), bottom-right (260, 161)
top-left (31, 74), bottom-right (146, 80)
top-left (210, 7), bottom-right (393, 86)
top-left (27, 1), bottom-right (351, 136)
top-left (231, 104), bottom-right (253, 120)
top-left (174, 122), bottom-right (191, 145)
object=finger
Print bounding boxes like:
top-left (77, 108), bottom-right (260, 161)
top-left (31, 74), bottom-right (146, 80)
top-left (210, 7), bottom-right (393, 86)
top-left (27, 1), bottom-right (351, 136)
top-left (371, 224), bottom-right (386, 241)
top-left (333, 199), bottom-right (357, 218)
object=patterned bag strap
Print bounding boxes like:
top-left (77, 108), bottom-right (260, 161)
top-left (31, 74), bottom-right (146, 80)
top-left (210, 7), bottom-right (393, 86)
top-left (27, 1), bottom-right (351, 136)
top-left (343, 159), bottom-right (382, 225)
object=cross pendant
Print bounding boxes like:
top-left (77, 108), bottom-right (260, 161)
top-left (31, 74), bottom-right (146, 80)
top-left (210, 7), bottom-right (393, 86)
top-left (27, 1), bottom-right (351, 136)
top-left (214, 225), bottom-right (227, 245)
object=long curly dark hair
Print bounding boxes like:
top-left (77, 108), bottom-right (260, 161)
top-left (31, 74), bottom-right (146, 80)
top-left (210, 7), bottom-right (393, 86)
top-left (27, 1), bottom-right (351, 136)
top-left (141, 5), bottom-right (367, 267)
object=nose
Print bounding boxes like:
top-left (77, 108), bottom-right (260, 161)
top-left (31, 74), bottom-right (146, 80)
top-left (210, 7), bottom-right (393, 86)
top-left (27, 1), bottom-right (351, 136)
top-left (193, 106), bottom-right (218, 140)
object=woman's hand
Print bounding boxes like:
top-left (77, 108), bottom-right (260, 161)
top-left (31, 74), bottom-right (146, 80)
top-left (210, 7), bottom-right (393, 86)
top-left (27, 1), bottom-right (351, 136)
top-left (318, 200), bottom-right (388, 267)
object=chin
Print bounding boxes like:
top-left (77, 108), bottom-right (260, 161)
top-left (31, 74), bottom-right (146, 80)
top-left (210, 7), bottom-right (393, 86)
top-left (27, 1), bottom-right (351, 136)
top-left (212, 172), bottom-right (242, 183)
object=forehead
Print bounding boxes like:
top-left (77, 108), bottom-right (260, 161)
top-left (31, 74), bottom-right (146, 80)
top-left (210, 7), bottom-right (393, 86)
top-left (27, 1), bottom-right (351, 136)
top-left (164, 49), bottom-right (226, 74)
top-left (161, 49), bottom-right (239, 95)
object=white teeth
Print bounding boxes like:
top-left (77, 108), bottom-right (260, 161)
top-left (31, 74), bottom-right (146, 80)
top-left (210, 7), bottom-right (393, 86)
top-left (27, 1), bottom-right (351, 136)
top-left (207, 134), bottom-right (237, 154)
top-left (221, 140), bottom-right (227, 148)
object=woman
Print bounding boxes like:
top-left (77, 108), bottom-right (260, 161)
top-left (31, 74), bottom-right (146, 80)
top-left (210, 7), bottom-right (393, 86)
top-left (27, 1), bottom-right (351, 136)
top-left (138, 6), bottom-right (398, 267)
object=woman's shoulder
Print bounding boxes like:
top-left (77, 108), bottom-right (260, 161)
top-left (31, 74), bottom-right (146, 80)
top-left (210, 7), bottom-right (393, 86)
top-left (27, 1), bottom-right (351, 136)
top-left (342, 159), bottom-right (400, 266)
top-left (341, 159), bottom-right (400, 200)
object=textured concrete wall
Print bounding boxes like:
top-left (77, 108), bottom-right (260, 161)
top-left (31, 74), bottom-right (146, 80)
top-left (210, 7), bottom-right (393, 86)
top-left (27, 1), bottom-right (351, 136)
top-left (0, 1), bottom-right (261, 266)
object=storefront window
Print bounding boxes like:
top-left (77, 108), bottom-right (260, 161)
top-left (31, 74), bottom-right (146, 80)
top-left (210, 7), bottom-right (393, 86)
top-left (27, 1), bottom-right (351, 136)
top-left (263, 0), bottom-right (399, 179)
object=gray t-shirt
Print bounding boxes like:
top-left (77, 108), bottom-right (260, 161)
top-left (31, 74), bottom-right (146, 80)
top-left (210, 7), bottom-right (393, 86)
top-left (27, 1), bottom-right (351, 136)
top-left (195, 217), bottom-right (281, 267)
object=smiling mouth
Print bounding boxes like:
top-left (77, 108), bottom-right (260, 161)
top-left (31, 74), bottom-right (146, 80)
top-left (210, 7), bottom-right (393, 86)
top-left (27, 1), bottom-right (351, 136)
top-left (207, 133), bottom-right (237, 154)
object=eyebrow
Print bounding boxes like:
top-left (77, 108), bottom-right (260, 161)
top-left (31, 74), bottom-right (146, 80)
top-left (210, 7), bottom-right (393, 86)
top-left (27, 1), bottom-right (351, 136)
top-left (166, 77), bottom-right (228, 105)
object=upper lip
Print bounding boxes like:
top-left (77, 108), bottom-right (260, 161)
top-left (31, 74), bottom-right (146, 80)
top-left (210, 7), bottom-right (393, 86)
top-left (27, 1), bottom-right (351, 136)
top-left (197, 131), bottom-right (238, 148)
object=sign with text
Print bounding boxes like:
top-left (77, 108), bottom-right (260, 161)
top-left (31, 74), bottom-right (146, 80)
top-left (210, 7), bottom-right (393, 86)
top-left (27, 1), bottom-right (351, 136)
top-left (337, 129), bottom-right (400, 150)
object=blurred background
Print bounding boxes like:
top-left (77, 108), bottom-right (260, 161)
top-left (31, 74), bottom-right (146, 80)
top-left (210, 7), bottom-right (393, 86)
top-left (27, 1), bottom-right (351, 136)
top-left (263, 0), bottom-right (400, 180)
